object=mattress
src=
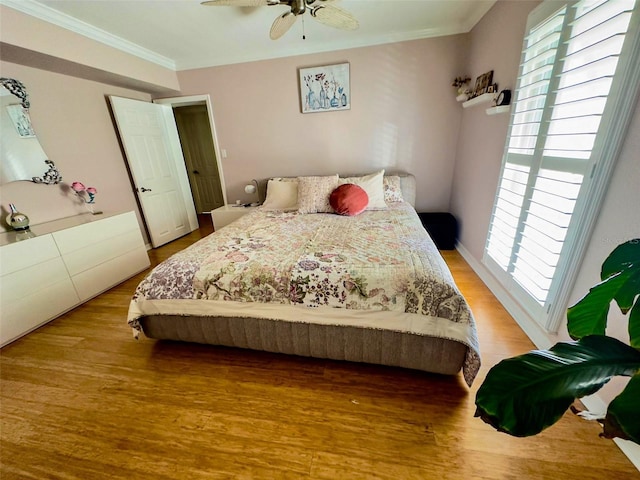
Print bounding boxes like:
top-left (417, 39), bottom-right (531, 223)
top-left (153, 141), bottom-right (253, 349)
top-left (128, 183), bottom-right (480, 386)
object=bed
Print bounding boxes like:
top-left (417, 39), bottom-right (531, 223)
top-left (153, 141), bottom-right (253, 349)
top-left (128, 172), bottom-right (481, 386)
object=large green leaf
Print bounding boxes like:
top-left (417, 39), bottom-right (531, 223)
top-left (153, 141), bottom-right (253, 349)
top-left (475, 335), bottom-right (640, 437)
top-left (567, 269), bottom-right (632, 339)
top-left (603, 374), bottom-right (640, 443)
top-left (567, 239), bottom-right (640, 341)
top-left (601, 239), bottom-right (640, 313)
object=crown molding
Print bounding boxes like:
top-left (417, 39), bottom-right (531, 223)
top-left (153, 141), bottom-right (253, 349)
top-left (176, 24), bottom-right (469, 70)
top-left (0, 0), bottom-right (176, 70)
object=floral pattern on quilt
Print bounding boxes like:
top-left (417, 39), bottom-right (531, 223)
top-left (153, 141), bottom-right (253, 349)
top-left (193, 208), bottom-right (418, 311)
top-left (186, 205), bottom-right (472, 328)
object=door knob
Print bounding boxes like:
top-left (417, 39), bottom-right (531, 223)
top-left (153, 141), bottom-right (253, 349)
top-left (139, 187), bottom-right (152, 192)
top-left (193, 170), bottom-right (200, 174)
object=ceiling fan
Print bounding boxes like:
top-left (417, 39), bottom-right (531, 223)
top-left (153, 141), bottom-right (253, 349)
top-left (201, 0), bottom-right (359, 40)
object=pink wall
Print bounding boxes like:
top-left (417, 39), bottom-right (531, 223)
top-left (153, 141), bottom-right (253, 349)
top-left (0, 61), bottom-right (151, 240)
top-left (175, 37), bottom-right (468, 211)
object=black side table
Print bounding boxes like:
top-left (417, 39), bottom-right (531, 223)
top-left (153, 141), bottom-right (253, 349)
top-left (417, 212), bottom-right (458, 250)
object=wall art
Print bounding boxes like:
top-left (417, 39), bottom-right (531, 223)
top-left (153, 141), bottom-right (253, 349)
top-left (299, 63), bottom-right (350, 114)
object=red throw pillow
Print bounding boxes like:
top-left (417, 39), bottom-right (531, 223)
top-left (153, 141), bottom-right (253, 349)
top-left (329, 184), bottom-right (369, 216)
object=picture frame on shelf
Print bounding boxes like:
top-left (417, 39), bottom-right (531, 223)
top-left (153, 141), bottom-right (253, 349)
top-left (473, 70), bottom-right (494, 97)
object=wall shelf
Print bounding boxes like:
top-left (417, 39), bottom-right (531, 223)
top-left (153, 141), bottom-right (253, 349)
top-left (462, 93), bottom-right (494, 108)
top-left (486, 105), bottom-right (511, 115)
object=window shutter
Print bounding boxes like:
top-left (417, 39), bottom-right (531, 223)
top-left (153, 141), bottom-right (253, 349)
top-left (484, 0), bottom-right (639, 331)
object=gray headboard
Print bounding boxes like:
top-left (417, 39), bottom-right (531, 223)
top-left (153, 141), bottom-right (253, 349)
top-left (261, 172), bottom-right (417, 208)
top-left (395, 173), bottom-right (416, 207)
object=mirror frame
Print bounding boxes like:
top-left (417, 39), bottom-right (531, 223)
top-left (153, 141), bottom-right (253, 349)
top-left (0, 77), bottom-right (62, 185)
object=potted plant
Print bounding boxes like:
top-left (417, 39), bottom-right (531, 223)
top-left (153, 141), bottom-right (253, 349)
top-left (475, 239), bottom-right (640, 443)
top-left (452, 76), bottom-right (471, 101)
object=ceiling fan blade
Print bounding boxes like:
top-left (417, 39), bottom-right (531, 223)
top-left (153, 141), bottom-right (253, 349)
top-left (270, 11), bottom-right (297, 39)
top-left (311, 4), bottom-right (359, 30)
top-left (201, 0), bottom-right (282, 7)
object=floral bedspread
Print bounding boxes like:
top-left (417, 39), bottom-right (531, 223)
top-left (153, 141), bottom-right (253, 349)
top-left (130, 203), bottom-right (480, 384)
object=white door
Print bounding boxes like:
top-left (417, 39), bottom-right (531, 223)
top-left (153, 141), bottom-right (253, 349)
top-left (109, 96), bottom-right (198, 248)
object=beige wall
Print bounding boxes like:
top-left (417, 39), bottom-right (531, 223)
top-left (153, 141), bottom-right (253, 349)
top-left (175, 36), bottom-right (468, 212)
top-left (0, 61), bottom-right (151, 239)
top-left (450, 0), bottom-right (640, 405)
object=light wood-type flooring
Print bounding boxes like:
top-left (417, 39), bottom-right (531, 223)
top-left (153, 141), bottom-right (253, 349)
top-left (1, 216), bottom-right (638, 479)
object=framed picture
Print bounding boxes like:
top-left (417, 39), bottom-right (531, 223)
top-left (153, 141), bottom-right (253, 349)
top-left (6, 104), bottom-right (36, 138)
top-left (473, 70), bottom-right (494, 97)
top-left (299, 63), bottom-right (350, 113)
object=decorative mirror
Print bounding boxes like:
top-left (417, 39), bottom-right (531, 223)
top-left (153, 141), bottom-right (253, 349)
top-left (0, 78), bottom-right (62, 185)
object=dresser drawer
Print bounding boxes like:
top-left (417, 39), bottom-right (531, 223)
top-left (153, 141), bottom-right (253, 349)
top-left (61, 229), bottom-right (145, 277)
top-left (0, 257), bottom-right (80, 346)
top-left (71, 245), bottom-right (150, 301)
top-left (0, 234), bottom-right (59, 276)
top-left (52, 211), bottom-right (139, 255)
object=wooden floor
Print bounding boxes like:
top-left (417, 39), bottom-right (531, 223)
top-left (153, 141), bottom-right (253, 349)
top-left (1, 217), bottom-right (637, 479)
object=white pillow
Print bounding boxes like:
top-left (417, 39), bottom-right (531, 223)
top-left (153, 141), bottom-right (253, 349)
top-left (297, 175), bottom-right (339, 214)
top-left (339, 169), bottom-right (387, 209)
top-left (262, 179), bottom-right (298, 211)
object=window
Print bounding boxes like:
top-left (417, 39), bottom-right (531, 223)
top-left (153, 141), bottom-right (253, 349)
top-left (484, 0), bottom-right (640, 332)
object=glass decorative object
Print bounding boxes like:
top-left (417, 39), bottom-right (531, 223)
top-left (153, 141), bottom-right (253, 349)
top-left (7, 203), bottom-right (30, 230)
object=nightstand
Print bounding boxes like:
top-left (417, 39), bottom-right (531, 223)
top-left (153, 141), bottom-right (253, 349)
top-left (417, 212), bottom-right (458, 250)
top-left (211, 205), bottom-right (258, 230)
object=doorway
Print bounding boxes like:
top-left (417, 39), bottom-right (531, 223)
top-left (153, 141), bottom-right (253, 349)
top-left (173, 104), bottom-right (225, 213)
top-left (153, 95), bottom-right (227, 214)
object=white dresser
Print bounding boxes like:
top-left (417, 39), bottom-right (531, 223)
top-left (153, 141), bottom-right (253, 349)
top-left (0, 211), bottom-right (150, 346)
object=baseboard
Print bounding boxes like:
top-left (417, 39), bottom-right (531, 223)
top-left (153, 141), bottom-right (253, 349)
top-left (456, 242), bottom-right (639, 471)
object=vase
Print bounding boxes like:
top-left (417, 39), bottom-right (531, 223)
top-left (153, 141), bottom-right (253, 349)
top-left (7, 203), bottom-right (30, 230)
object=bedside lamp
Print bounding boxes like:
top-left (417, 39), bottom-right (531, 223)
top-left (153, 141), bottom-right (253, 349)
top-left (244, 179), bottom-right (259, 205)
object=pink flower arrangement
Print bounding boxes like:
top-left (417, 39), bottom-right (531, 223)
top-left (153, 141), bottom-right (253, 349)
top-left (71, 181), bottom-right (85, 193)
top-left (71, 181), bottom-right (97, 204)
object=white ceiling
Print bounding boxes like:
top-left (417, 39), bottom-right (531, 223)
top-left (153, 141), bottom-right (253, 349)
top-left (8, 0), bottom-right (496, 71)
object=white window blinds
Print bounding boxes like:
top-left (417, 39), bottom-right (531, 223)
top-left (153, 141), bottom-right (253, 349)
top-left (484, 0), bottom-right (639, 331)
